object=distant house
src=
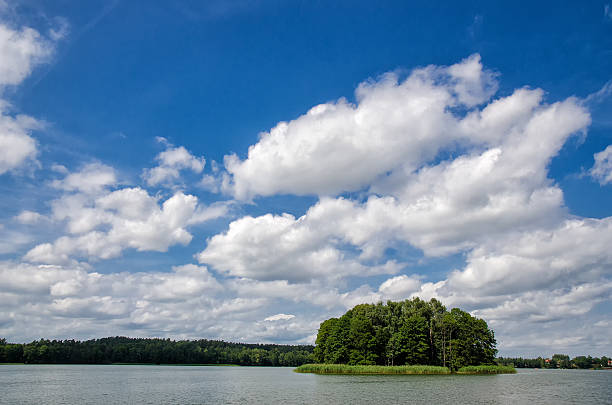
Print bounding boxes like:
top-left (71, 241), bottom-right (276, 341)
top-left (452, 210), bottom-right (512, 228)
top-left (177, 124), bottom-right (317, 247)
top-left (608, 359), bottom-right (612, 366)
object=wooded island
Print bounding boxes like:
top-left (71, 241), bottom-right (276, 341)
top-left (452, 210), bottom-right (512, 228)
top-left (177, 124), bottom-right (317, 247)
top-left (312, 298), bottom-right (498, 370)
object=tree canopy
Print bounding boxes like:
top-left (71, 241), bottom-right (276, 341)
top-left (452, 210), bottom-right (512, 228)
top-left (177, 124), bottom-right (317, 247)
top-left (314, 298), bottom-right (497, 370)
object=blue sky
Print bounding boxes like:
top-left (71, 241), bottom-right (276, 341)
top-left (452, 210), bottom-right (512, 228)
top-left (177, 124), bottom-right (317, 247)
top-left (1, 0), bottom-right (611, 356)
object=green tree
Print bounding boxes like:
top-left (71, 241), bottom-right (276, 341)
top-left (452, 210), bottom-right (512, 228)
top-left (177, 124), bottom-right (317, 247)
top-left (348, 311), bottom-right (377, 365)
top-left (314, 298), bottom-right (498, 369)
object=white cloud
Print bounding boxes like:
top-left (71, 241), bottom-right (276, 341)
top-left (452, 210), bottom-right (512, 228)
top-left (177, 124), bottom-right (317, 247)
top-left (472, 282), bottom-right (612, 323)
top-left (447, 53), bottom-right (498, 107)
top-left (199, 70), bottom-right (591, 284)
top-left (14, 210), bottom-right (44, 224)
top-left (26, 190), bottom-right (202, 263)
top-left (25, 165), bottom-right (228, 264)
top-left (0, 106), bottom-right (40, 175)
top-left (0, 23), bottom-right (54, 88)
top-left (51, 162), bottom-right (117, 194)
top-left (0, 20), bottom-right (59, 174)
top-left (218, 60), bottom-right (590, 265)
top-left (223, 54), bottom-right (499, 200)
top-left (198, 209), bottom-right (401, 282)
top-left (590, 145), bottom-right (612, 185)
top-left (264, 313), bottom-right (295, 321)
top-left (378, 275), bottom-right (422, 301)
top-left (143, 139), bottom-right (206, 187)
top-left (50, 163), bottom-right (68, 174)
top-left (443, 217), bottom-right (612, 296)
top-left (0, 261), bottom-right (237, 341)
top-left (227, 278), bottom-right (377, 311)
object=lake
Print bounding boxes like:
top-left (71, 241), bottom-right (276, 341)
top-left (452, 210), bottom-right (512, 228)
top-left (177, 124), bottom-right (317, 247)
top-left (1, 365), bottom-right (611, 404)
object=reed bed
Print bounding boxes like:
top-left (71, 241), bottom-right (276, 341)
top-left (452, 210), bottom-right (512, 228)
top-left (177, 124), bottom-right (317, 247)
top-left (456, 365), bottom-right (517, 374)
top-left (294, 364), bottom-right (451, 375)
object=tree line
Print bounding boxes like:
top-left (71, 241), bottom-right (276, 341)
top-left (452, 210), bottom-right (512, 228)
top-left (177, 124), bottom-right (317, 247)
top-left (314, 298), bottom-right (497, 370)
top-left (497, 353), bottom-right (611, 369)
top-left (0, 337), bottom-right (314, 366)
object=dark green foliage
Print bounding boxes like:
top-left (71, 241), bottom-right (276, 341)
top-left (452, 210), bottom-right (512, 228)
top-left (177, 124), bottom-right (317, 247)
top-left (0, 337), bottom-right (314, 366)
top-left (0, 343), bottom-right (23, 363)
top-left (314, 298), bottom-right (497, 370)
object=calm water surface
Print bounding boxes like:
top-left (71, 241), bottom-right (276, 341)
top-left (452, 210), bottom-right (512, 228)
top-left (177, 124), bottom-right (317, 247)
top-left (1, 365), bottom-right (611, 404)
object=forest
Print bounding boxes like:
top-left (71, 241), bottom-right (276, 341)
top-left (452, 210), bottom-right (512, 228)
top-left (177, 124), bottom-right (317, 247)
top-left (0, 337), bottom-right (314, 366)
top-left (314, 298), bottom-right (497, 370)
top-left (497, 354), bottom-right (611, 369)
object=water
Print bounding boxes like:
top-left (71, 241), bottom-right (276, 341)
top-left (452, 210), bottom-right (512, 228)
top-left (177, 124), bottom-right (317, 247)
top-left (1, 365), bottom-right (611, 404)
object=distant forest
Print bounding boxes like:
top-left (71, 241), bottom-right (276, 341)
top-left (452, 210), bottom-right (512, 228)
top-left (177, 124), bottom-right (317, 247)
top-left (0, 337), bottom-right (314, 366)
top-left (497, 353), bottom-right (611, 369)
top-left (314, 298), bottom-right (497, 370)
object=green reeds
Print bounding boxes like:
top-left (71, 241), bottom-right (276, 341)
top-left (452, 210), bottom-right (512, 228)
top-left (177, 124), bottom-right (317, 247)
top-left (456, 365), bottom-right (517, 374)
top-left (294, 364), bottom-right (451, 375)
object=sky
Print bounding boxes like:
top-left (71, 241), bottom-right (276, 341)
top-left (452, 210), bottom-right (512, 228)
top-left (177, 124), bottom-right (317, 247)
top-left (0, 0), bottom-right (611, 357)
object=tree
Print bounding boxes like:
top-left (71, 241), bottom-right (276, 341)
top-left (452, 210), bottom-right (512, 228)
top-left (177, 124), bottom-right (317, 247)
top-left (348, 311), bottom-right (377, 365)
top-left (394, 315), bottom-right (429, 365)
top-left (313, 298), bottom-right (498, 368)
top-left (314, 318), bottom-right (337, 363)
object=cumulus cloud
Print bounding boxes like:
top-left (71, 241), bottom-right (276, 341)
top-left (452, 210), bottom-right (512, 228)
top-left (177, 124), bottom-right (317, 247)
top-left (0, 20), bottom-right (59, 174)
top-left (0, 260), bottom-right (333, 344)
top-left (51, 162), bottom-right (117, 194)
top-left (0, 23), bottom-right (54, 88)
top-left (378, 275), bottom-right (422, 301)
top-left (14, 210), bottom-right (44, 224)
top-left (198, 87), bottom-right (589, 278)
top-left (227, 278), bottom-right (380, 312)
top-left (25, 165), bottom-right (228, 264)
top-left (143, 138), bottom-right (206, 187)
top-left (198, 209), bottom-right (401, 282)
top-left (590, 145), bottom-right (612, 185)
top-left (223, 54), bottom-right (499, 200)
top-left (217, 58), bottom-right (590, 260)
top-left (26, 190), bottom-right (208, 263)
top-left (0, 261), bottom-right (233, 341)
top-left (443, 217), bottom-right (612, 296)
top-left (0, 105), bottom-right (40, 175)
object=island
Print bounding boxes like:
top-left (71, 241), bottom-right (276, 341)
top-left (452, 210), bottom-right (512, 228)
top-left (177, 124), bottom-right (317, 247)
top-left (295, 298), bottom-right (515, 375)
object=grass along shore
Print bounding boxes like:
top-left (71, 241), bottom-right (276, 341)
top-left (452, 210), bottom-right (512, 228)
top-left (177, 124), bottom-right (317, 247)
top-left (456, 365), bottom-right (517, 374)
top-left (294, 364), bottom-right (516, 375)
top-left (294, 364), bottom-right (450, 375)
